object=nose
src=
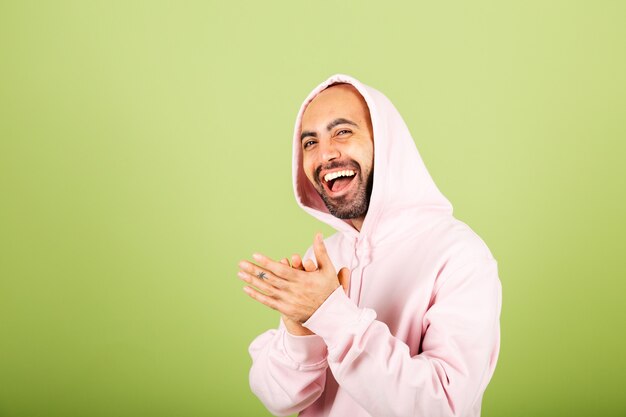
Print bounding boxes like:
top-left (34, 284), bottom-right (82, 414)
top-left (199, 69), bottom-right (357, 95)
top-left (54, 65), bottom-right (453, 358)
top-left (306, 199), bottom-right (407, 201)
top-left (320, 139), bottom-right (340, 162)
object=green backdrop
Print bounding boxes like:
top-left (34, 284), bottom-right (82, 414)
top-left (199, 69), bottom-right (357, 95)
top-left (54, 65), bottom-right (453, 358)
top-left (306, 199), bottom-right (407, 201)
top-left (1, 1), bottom-right (625, 416)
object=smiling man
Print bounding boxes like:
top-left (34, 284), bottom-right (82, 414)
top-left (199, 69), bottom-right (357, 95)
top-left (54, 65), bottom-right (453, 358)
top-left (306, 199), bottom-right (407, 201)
top-left (300, 84), bottom-right (374, 229)
top-left (238, 74), bottom-right (502, 417)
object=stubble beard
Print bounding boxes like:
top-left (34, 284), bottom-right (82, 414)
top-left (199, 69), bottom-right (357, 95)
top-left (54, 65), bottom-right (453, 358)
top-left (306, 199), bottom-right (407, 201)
top-left (314, 161), bottom-right (374, 220)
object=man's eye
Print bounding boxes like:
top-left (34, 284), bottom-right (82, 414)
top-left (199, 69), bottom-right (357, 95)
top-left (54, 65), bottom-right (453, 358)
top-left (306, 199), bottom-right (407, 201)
top-left (337, 129), bottom-right (351, 136)
top-left (303, 140), bottom-right (316, 149)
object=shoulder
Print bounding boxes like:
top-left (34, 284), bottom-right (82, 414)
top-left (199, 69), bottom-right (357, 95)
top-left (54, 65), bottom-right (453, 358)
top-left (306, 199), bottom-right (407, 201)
top-left (425, 216), bottom-right (496, 264)
top-left (424, 218), bottom-right (500, 296)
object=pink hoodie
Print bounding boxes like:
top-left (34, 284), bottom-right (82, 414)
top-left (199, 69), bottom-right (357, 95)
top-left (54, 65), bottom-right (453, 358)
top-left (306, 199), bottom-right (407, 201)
top-left (248, 74), bottom-right (502, 417)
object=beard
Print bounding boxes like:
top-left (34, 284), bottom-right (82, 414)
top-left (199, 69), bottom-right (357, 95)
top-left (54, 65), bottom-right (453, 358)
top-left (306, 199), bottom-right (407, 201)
top-left (313, 160), bottom-right (374, 220)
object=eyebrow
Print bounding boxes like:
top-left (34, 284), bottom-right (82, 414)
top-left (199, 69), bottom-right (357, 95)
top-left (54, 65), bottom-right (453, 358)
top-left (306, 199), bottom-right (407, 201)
top-left (300, 118), bottom-right (358, 141)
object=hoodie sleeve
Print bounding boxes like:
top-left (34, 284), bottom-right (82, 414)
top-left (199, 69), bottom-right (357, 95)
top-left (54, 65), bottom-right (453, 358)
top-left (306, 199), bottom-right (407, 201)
top-left (248, 318), bottom-right (329, 416)
top-left (302, 257), bottom-right (501, 417)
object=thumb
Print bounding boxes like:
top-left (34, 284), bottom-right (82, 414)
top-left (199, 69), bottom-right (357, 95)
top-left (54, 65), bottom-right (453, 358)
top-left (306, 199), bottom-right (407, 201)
top-left (312, 232), bottom-right (332, 271)
top-left (337, 267), bottom-right (351, 294)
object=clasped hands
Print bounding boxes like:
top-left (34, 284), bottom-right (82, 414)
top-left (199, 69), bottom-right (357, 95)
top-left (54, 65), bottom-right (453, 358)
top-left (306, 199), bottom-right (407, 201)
top-left (239, 233), bottom-right (350, 334)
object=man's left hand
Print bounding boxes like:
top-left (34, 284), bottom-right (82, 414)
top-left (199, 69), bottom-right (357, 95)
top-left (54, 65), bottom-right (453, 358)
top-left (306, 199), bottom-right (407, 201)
top-left (238, 233), bottom-right (350, 324)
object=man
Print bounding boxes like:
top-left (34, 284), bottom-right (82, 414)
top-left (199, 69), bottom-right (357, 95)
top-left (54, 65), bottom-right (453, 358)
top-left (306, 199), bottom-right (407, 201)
top-left (238, 74), bottom-right (501, 417)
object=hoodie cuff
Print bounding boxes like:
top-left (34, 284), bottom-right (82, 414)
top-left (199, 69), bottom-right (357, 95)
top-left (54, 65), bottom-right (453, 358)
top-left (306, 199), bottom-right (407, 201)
top-left (303, 286), bottom-right (365, 346)
top-left (282, 330), bottom-right (328, 366)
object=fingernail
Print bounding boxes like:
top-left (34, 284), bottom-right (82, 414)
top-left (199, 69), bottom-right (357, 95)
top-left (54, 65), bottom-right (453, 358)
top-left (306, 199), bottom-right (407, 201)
top-left (252, 253), bottom-right (263, 261)
top-left (238, 261), bottom-right (248, 269)
top-left (237, 271), bottom-right (247, 279)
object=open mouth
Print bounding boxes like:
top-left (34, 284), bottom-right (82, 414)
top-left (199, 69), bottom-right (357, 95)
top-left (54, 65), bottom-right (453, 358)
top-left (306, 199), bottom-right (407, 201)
top-left (322, 169), bottom-right (357, 194)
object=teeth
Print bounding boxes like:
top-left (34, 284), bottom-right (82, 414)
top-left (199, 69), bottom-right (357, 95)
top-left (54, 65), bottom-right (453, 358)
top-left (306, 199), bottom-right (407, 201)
top-left (324, 170), bottom-right (356, 183)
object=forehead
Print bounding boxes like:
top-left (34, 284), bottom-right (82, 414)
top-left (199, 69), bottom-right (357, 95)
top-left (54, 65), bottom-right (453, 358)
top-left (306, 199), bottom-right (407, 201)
top-left (301, 84), bottom-right (370, 128)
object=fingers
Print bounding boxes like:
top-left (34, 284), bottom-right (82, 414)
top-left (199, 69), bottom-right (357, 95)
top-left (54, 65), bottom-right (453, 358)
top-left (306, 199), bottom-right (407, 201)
top-left (312, 232), bottom-right (332, 271)
top-left (238, 261), bottom-right (286, 291)
top-left (252, 253), bottom-right (297, 280)
top-left (238, 269), bottom-right (281, 295)
top-left (269, 252), bottom-right (316, 273)
top-left (287, 254), bottom-right (319, 274)
top-left (302, 258), bottom-right (317, 272)
top-left (291, 254), bottom-right (303, 270)
top-left (287, 254), bottom-right (314, 274)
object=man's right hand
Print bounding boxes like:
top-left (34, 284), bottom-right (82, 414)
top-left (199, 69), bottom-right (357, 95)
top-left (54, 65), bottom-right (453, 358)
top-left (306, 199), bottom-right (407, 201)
top-left (280, 254), bottom-right (316, 336)
top-left (279, 253), bottom-right (350, 336)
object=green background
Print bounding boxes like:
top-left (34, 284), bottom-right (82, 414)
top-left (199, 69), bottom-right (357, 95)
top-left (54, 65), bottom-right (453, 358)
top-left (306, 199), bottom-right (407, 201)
top-left (1, 1), bottom-right (625, 416)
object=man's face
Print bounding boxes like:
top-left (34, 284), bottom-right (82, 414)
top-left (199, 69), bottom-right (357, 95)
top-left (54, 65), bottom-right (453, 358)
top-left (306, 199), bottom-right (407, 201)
top-left (300, 84), bottom-right (374, 221)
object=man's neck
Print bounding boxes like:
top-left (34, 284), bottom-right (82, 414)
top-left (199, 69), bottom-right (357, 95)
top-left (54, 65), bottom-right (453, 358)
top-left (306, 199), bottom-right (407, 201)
top-left (350, 216), bottom-right (365, 232)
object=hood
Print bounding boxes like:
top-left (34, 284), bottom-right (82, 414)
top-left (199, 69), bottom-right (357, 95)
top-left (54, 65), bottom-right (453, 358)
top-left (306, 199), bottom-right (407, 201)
top-left (292, 74), bottom-right (453, 245)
